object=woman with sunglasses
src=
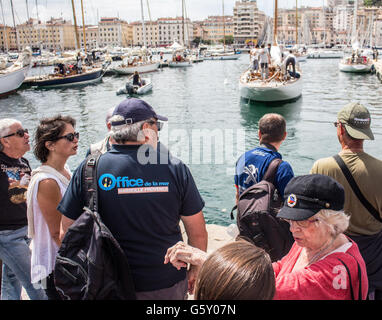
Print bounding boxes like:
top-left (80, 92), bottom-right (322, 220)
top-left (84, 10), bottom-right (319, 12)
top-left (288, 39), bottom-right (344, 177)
top-left (274, 174), bottom-right (368, 300)
top-left (26, 115), bottom-right (78, 300)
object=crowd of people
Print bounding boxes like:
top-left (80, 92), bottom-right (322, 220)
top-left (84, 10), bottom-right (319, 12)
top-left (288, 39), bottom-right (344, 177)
top-left (0, 97), bottom-right (381, 300)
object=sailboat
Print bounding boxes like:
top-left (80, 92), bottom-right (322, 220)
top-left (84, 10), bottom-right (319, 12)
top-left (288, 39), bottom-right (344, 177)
top-left (29, 0), bottom-right (105, 88)
top-left (0, 0), bottom-right (32, 96)
top-left (293, 0), bottom-right (308, 62)
top-left (239, 0), bottom-right (302, 102)
top-left (168, 0), bottom-right (193, 67)
top-left (110, 0), bottom-right (159, 74)
top-left (338, 0), bottom-right (372, 73)
top-left (203, 0), bottom-right (239, 61)
top-left (0, 47), bottom-right (32, 96)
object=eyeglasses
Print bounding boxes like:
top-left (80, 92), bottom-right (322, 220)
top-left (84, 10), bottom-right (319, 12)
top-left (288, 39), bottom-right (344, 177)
top-left (1, 128), bottom-right (28, 139)
top-left (148, 120), bottom-right (163, 131)
top-left (54, 132), bottom-right (79, 142)
top-left (283, 218), bottom-right (319, 228)
top-left (333, 122), bottom-right (343, 127)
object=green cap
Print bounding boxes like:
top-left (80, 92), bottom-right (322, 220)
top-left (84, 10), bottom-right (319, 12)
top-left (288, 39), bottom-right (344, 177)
top-left (337, 102), bottom-right (374, 140)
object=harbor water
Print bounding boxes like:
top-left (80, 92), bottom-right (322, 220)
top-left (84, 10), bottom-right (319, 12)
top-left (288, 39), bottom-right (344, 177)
top-left (1, 55), bottom-right (381, 226)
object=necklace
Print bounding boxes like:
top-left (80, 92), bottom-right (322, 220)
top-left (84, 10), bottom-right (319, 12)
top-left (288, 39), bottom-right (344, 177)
top-left (306, 236), bottom-right (338, 267)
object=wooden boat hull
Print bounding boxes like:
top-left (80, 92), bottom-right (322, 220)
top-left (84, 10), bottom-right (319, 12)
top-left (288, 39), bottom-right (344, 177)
top-left (239, 71), bottom-right (302, 102)
top-left (31, 68), bottom-right (104, 88)
top-left (111, 62), bottom-right (159, 74)
top-left (0, 65), bottom-right (31, 96)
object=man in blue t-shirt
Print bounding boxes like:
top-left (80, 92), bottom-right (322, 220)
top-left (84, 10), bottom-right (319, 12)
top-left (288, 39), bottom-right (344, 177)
top-left (235, 113), bottom-right (294, 203)
top-left (58, 98), bottom-right (208, 300)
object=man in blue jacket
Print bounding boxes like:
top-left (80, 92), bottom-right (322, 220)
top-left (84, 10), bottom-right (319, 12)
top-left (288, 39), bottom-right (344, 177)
top-left (235, 113), bottom-right (294, 203)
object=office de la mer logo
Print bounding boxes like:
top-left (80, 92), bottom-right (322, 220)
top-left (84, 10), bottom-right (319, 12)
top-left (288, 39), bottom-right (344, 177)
top-left (98, 173), bottom-right (169, 194)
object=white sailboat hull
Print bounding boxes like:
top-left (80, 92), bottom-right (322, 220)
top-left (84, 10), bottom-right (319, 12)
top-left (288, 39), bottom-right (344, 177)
top-left (308, 50), bottom-right (343, 59)
top-left (0, 65), bottom-right (31, 96)
top-left (239, 71), bottom-right (302, 102)
top-left (111, 62), bottom-right (159, 74)
top-left (204, 54), bottom-right (240, 61)
top-left (338, 61), bottom-right (372, 73)
top-left (168, 61), bottom-right (192, 67)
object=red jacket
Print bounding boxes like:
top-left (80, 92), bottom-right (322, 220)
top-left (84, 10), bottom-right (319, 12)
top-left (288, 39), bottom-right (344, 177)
top-left (273, 240), bottom-right (368, 300)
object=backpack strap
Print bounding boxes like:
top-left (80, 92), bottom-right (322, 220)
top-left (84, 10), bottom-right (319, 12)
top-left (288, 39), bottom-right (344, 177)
top-left (333, 154), bottom-right (382, 223)
top-left (83, 152), bottom-right (102, 212)
top-left (262, 158), bottom-right (282, 184)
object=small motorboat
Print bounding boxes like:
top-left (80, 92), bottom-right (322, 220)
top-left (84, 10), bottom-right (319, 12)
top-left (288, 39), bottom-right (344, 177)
top-left (116, 76), bottom-right (152, 95)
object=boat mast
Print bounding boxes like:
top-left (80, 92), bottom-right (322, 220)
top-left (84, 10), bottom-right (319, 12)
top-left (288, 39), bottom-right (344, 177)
top-left (295, 0), bottom-right (298, 45)
top-left (71, 0), bottom-right (80, 50)
top-left (351, 0), bottom-right (358, 46)
top-left (9, 0), bottom-right (19, 51)
top-left (222, 0), bottom-right (226, 51)
top-left (0, 0), bottom-right (8, 52)
top-left (146, 0), bottom-right (153, 47)
top-left (273, 0), bottom-right (278, 46)
top-left (140, 0), bottom-right (147, 47)
top-left (182, 0), bottom-right (185, 46)
top-left (81, 0), bottom-right (87, 52)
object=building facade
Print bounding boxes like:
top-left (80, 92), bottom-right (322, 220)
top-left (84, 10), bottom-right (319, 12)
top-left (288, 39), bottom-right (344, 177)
top-left (233, 0), bottom-right (266, 45)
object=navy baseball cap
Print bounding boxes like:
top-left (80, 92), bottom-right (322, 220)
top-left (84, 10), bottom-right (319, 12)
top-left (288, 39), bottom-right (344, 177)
top-left (277, 174), bottom-right (345, 221)
top-left (111, 98), bottom-right (168, 127)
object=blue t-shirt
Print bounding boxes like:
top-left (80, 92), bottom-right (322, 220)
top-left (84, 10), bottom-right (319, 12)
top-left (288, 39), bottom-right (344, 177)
top-left (58, 144), bottom-right (205, 292)
top-left (234, 146), bottom-right (294, 200)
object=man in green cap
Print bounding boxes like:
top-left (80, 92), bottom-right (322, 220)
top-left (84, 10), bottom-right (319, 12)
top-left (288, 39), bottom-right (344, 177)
top-left (310, 102), bottom-right (382, 300)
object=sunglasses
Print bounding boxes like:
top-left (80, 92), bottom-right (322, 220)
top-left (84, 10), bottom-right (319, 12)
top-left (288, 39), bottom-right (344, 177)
top-left (148, 121), bottom-right (163, 131)
top-left (282, 218), bottom-right (319, 228)
top-left (1, 128), bottom-right (28, 139)
top-left (55, 132), bottom-right (79, 142)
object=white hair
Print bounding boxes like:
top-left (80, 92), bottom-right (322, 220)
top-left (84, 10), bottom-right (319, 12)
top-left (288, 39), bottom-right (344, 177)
top-left (0, 118), bottom-right (21, 151)
top-left (315, 209), bottom-right (350, 237)
top-left (109, 115), bottom-right (147, 143)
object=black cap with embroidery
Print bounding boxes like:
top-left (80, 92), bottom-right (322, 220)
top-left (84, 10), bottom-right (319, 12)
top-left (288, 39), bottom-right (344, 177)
top-left (277, 174), bottom-right (345, 221)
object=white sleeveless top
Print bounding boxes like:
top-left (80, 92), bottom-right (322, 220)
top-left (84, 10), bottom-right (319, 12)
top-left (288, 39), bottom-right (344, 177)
top-left (29, 165), bottom-right (71, 284)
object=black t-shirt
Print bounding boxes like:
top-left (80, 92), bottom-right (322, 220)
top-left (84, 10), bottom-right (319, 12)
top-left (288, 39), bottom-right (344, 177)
top-left (0, 152), bottom-right (31, 231)
top-left (58, 144), bottom-right (205, 292)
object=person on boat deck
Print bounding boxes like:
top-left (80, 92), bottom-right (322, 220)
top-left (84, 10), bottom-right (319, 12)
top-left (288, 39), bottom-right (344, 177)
top-left (133, 71), bottom-right (142, 87)
top-left (76, 55), bottom-right (82, 74)
top-left (250, 44), bottom-right (259, 73)
top-left (259, 44), bottom-right (270, 80)
top-left (283, 50), bottom-right (298, 79)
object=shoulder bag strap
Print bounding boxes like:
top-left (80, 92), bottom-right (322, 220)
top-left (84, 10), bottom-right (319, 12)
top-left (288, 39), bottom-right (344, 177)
top-left (333, 154), bottom-right (382, 223)
top-left (263, 158), bottom-right (282, 184)
top-left (338, 253), bottom-right (363, 300)
top-left (83, 152), bottom-right (102, 212)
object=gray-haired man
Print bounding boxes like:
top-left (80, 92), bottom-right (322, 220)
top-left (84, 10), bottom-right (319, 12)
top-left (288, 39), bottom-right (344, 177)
top-left (58, 98), bottom-right (207, 299)
top-left (0, 118), bottom-right (46, 300)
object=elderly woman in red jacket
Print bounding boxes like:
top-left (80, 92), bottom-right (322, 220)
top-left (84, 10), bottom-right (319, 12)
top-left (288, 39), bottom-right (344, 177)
top-left (273, 174), bottom-right (368, 299)
top-left (165, 174), bottom-right (368, 300)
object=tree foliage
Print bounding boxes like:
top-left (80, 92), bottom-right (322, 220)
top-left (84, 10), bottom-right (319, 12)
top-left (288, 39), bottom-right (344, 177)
top-left (364, 0), bottom-right (382, 6)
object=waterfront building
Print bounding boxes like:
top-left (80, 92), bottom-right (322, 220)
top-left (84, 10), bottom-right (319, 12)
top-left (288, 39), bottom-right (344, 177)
top-left (200, 15), bottom-right (234, 44)
top-left (16, 18), bottom-right (75, 51)
top-left (233, 0), bottom-right (266, 45)
top-left (0, 25), bottom-right (15, 51)
top-left (98, 17), bottom-right (132, 48)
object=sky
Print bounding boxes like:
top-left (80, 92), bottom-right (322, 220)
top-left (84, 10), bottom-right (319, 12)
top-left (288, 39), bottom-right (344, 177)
top-left (1, 0), bottom-right (328, 26)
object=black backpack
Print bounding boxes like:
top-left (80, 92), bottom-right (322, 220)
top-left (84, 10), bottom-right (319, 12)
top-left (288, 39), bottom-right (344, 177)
top-left (231, 158), bottom-right (294, 262)
top-left (54, 153), bottom-right (136, 300)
